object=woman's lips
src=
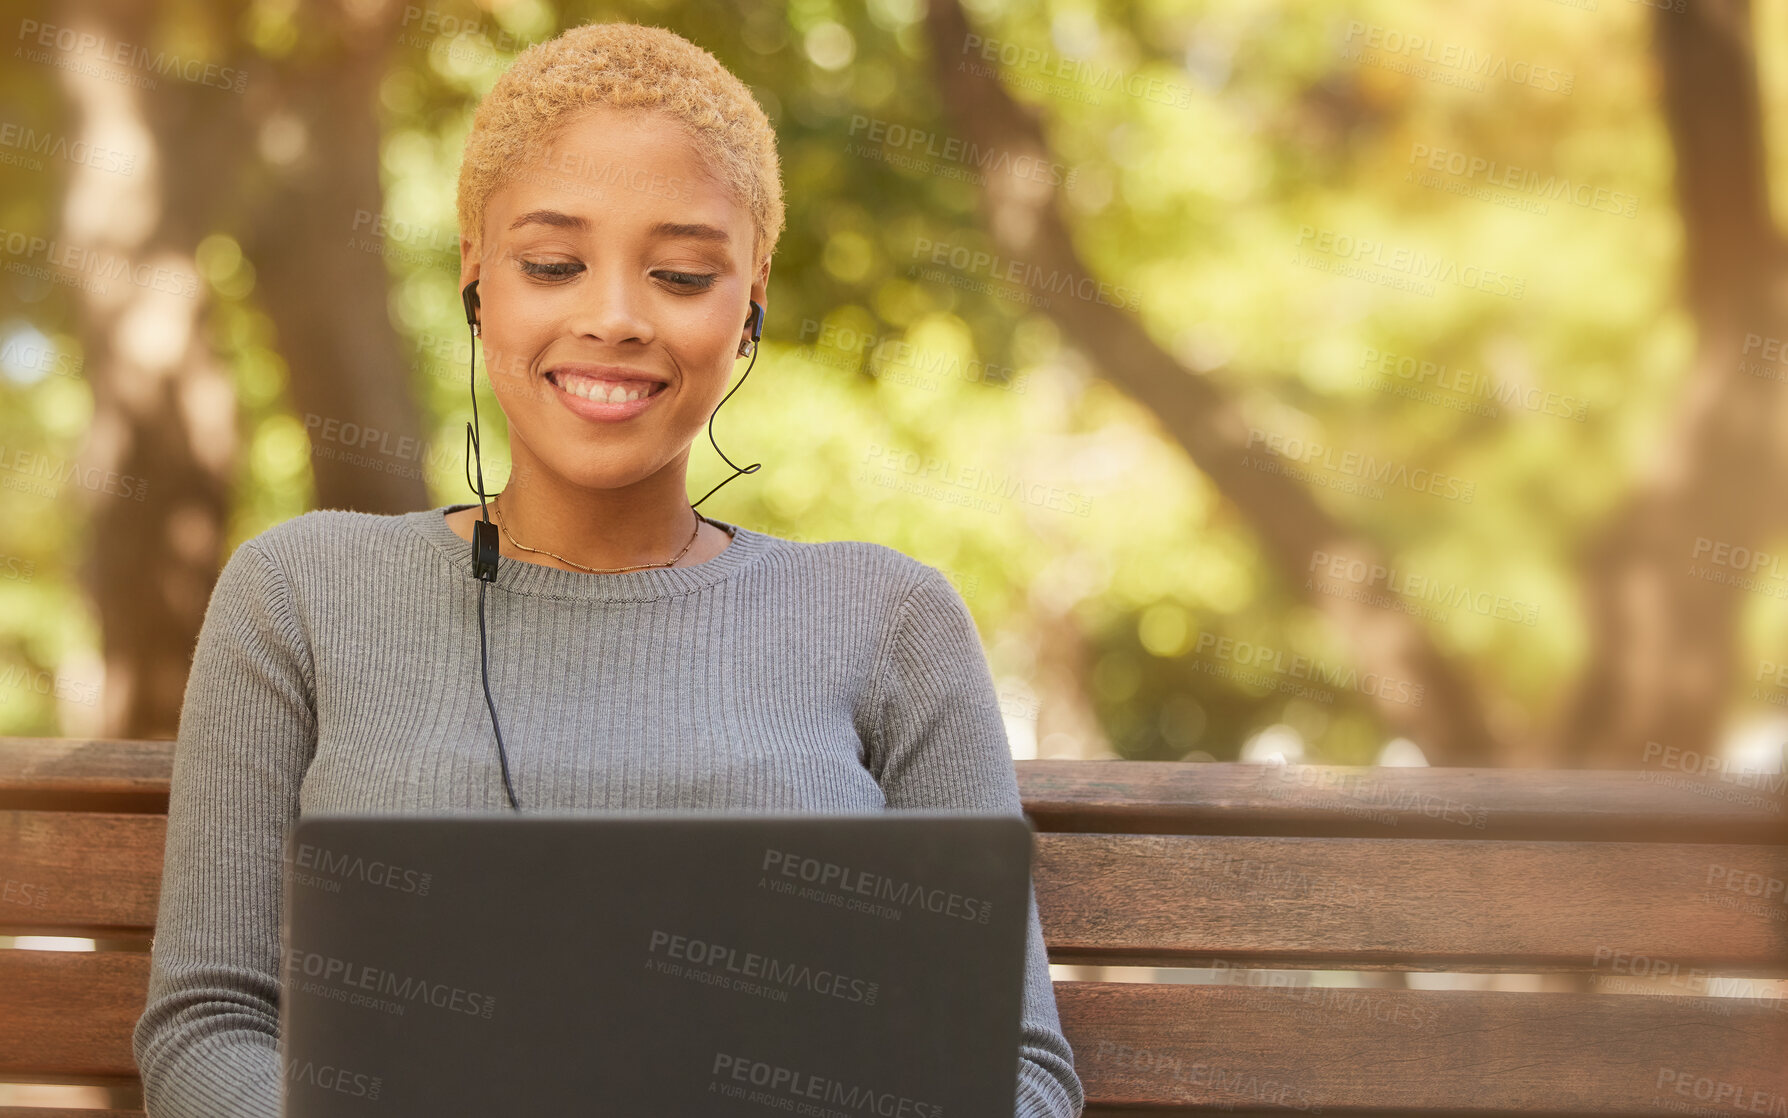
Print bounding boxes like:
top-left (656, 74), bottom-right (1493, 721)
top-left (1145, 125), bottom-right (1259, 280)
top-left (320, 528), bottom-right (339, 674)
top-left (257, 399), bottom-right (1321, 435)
top-left (545, 370), bottom-right (667, 423)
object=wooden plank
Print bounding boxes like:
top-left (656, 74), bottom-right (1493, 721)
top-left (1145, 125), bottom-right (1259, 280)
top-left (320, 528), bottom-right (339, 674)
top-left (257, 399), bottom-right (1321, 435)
top-left (12, 952), bottom-right (1783, 1115)
top-left (0, 740), bottom-right (174, 813)
top-left (1037, 834), bottom-right (1788, 972)
top-left (0, 1111), bottom-right (143, 1117)
top-left (1059, 981), bottom-right (1788, 1114)
top-left (7, 813), bottom-right (1788, 972)
top-left (1019, 759), bottom-right (1788, 843)
top-left (6, 739), bottom-right (1786, 841)
top-left (0, 813), bottom-right (164, 936)
top-left (0, 951), bottom-right (148, 1080)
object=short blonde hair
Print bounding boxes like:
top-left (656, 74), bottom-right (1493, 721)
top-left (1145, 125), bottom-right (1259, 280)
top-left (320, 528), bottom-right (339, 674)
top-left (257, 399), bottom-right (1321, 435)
top-left (456, 21), bottom-right (785, 272)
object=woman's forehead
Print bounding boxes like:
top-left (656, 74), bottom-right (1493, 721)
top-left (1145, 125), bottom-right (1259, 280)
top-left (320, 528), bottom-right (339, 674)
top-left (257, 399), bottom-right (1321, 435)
top-left (485, 110), bottom-right (747, 247)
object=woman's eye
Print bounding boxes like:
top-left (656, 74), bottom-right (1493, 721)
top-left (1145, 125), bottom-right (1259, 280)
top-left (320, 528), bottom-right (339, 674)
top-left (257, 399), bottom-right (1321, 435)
top-left (657, 271), bottom-right (717, 291)
top-left (519, 260), bottom-right (582, 278)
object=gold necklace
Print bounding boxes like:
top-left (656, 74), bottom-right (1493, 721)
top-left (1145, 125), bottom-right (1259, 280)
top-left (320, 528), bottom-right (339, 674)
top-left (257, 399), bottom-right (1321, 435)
top-left (490, 493), bottom-right (725, 573)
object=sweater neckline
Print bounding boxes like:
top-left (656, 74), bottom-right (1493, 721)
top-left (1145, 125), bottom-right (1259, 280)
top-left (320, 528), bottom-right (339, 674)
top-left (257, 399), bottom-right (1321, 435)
top-left (406, 503), bottom-right (771, 602)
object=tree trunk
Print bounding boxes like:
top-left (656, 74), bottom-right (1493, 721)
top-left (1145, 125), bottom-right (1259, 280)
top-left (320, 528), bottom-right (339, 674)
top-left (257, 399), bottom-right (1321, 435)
top-left (240, 1), bottom-right (428, 515)
top-left (55, 0), bottom-right (249, 739)
top-left (54, 0), bottom-right (421, 739)
top-left (1551, 0), bottom-right (1788, 765)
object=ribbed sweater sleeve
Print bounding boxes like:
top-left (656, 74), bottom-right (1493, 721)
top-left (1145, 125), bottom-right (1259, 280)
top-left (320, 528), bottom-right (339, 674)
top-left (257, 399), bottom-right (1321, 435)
top-left (867, 565), bottom-right (1084, 1117)
top-left (133, 541), bottom-right (311, 1118)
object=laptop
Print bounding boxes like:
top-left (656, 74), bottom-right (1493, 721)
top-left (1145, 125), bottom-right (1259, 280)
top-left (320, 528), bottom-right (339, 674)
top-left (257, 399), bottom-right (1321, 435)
top-left (278, 812), bottom-right (1035, 1116)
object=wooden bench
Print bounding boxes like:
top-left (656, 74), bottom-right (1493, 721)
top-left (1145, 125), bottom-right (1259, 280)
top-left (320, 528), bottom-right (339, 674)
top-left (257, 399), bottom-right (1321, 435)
top-left (4, 735), bottom-right (1786, 1115)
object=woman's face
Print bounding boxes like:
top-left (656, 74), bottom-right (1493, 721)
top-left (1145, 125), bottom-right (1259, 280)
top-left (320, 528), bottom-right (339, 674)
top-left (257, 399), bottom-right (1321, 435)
top-left (459, 106), bottom-right (768, 494)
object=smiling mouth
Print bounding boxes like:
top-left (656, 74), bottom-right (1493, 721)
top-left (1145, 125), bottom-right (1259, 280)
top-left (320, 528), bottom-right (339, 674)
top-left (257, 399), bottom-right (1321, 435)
top-left (545, 370), bottom-right (668, 404)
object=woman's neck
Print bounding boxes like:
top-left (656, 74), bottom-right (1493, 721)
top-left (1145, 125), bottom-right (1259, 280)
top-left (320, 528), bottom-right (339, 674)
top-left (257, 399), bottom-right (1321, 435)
top-left (447, 461), bottom-right (733, 572)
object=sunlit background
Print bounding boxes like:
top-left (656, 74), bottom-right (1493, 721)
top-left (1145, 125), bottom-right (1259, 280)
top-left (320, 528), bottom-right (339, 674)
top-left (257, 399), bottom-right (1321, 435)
top-left (5, 2), bottom-right (1788, 777)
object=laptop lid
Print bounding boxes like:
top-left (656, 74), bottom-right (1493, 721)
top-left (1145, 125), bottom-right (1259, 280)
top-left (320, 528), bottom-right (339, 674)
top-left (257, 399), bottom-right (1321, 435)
top-left (278, 812), bottom-right (1034, 1116)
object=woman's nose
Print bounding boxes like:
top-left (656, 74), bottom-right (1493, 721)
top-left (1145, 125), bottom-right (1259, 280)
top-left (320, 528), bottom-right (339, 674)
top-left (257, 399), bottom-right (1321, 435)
top-left (567, 267), bottom-right (654, 346)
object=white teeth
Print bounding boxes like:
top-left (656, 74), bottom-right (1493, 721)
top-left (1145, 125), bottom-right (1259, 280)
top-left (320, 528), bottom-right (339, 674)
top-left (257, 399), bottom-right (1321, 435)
top-left (555, 375), bottom-right (658, 404)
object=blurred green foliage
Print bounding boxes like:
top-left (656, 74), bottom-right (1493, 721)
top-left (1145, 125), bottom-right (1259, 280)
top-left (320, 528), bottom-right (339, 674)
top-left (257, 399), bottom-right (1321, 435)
top-left (3, 0), bottom-right (1786, 763)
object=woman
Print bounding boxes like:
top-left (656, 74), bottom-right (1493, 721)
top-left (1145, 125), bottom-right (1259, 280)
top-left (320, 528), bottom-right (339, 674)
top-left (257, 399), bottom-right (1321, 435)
top-left (132, 21), bottom-right (1084, 1117)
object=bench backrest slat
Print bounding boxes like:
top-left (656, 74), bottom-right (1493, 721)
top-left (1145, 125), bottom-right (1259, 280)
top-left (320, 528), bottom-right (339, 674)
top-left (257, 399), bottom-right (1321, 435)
top-left (1020, 759), bottom-right (1788, 842)
top-left (1038, 833), bottom-right (1788, 972)
top-left (0, 740), bottom-right (174, 814)
top-left (1062, 981), bottom-right (1788, 1110)
top-left (7, 743), bottom-right (1787, 840)
top-left (0, 950), bottom-right (147, 1083)
top-left (0, 1101), bottom-right (145, 1109)
top-left (12, 815), bottom-right (1783, 976)
top-left (1, 812), bottom-right (162, 938)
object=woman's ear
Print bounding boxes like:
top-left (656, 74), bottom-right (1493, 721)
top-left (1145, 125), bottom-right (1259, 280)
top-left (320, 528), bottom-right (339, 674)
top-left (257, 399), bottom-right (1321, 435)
top-left (750, 255), bottom-right (771, 309)
top-left (458, 233), bottom-right (480, 287)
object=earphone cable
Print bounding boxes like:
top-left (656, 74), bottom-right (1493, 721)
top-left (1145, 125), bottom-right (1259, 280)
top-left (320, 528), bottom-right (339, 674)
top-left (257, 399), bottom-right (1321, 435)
top-left (462, 287), bottom-right (522, 812)
top-left (476, 577), bottom-right (521, 811)
top-left (692, 339), bottom-right (762, 510)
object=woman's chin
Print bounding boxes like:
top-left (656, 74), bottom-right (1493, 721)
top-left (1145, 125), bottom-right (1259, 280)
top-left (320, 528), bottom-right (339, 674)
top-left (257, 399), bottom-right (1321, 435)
top-left (515, 452), bottom-right (689, 496)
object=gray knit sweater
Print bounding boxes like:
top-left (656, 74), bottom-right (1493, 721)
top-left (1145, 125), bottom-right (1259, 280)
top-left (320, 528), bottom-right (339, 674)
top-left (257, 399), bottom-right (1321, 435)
top-left (133, 504), bottom-right (1084, 1117)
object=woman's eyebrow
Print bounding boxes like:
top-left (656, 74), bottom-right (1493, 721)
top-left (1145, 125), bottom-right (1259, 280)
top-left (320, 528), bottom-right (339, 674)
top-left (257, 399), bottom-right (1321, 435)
top-left (650, 221), bottom-right (730, 244)
top-left (508, 209), bottom-right (587, 232)
top-left (506, 210), bottom-right (730, 246)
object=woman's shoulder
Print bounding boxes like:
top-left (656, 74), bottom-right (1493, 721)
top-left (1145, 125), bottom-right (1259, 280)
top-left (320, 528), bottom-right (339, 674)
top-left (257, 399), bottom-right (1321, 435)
top-left (221, 506), bottom-right (430, 592)
top-left (750, 530), bottom-right (955, 604)
top-left (238, 505), bottom-right (415, 554)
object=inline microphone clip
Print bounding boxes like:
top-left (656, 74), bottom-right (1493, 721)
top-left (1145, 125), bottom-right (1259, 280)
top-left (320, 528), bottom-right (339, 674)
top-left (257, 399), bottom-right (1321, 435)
top-left (472, 519), bottom-right (500, 582)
